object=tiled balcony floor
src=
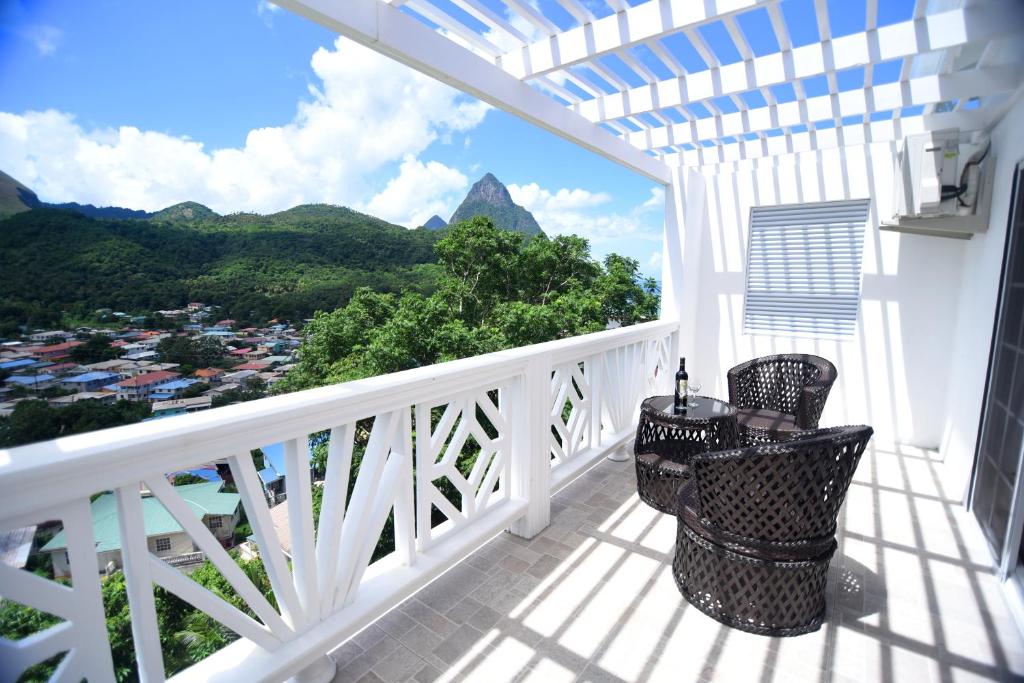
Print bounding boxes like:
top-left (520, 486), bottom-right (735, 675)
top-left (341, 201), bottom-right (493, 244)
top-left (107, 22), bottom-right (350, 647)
top-left (329, 441), bottom-right (1024, 682)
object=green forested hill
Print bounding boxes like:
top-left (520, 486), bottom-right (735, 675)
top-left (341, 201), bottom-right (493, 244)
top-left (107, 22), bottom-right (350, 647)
top-left (0, 206), bottom-right (441, 328)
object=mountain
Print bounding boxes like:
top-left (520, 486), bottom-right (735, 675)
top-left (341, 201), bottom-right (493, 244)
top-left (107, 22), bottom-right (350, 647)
top-left (0, 183), bottom-right (443, 327)
top-left (422, 214), bottom-right (447, 230)
top-left (449, 173), bottom-right (543, 236)
top-left (0, 171), bottom-right (41, 218)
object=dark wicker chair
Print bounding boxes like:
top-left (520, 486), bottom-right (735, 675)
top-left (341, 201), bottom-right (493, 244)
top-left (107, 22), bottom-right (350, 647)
top-left (672, 425), bottom-right (873, 636)
top-left (727, 354), bottom-right (838, 445)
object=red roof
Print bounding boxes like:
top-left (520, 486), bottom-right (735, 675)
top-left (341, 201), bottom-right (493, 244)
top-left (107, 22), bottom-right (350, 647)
top-left (194, 368), bottom-right (225, 378)
top-left (29, 341), bottom-right (83, 354)
top-left (116, 370), bottom-right (180, 388)
top-left (234, 362), bottom-right (270, 371)
top-left (229, 347), bottom-right (252, 356)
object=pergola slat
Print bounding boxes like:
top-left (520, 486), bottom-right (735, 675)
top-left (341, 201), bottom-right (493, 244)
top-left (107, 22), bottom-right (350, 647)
top-left (499, 0), bottom-right (774, 80)
top-left (280, 0), bottom-right (1022, 174)
top-left (629, 66), bottom-right (1019, 151)
top-left (575, 6), bottom-right (1021, 126)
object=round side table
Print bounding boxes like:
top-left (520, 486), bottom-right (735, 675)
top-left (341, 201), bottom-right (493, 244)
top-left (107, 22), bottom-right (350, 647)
top-left (634, 395), bottom-right (740, 513)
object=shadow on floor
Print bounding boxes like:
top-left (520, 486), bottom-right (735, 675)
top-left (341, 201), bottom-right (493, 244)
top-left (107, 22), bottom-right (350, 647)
top-left (330, 442), bottom-right (1024, 683)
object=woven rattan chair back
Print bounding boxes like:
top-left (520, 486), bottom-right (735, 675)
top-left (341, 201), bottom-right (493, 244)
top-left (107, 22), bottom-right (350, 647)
top-left (689, 425), bottom-right (873, 545)
top-left (727, 354), bottom-right (838, 429)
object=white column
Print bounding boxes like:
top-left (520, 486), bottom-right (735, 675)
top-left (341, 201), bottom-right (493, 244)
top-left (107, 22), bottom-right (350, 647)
top-left (661, 166), bottom-right (707, 364)
top-left (507, 358), bottom-right (551, 538)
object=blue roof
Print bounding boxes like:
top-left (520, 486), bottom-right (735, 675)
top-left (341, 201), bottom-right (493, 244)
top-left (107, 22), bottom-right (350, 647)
top-left (6, 374), bottom-right (55, 385)
top-left (149, 392), bottom-right (175, 400)
top-left (64, 371), bottom-right (120, 383)
top-left (0, 358), bottom-right (36, 370)
top-left (160, 378), bottom-right (198, 390)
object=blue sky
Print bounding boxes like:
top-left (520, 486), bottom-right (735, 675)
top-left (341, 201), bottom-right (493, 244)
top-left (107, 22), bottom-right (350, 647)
top-left (0, 0), bottom-right (923, 280)
top-left (0, 0), bottom-right (666, 276)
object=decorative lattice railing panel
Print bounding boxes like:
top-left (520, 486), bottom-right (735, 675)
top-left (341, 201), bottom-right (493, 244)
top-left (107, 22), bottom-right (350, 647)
top-left (0, 320), bottom-right (676, 682)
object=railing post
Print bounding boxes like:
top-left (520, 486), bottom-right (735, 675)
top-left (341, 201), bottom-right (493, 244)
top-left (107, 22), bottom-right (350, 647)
top-left (508, 356), bottom-right (551, 538)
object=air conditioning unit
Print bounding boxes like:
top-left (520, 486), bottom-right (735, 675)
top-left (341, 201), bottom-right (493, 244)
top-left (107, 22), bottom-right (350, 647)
top-left (881, 129), bottom-right (993, 239)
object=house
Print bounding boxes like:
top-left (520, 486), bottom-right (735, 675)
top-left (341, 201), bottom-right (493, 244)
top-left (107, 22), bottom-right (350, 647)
top-left (28, 341), bottom-right (83, 360)
top-left (121, 350), bottom-right (158, 362)
top-left (151, 395), bottom-right (213, 418)
top-left (0, 358), bottom-right (38, 372)
top-left (4, 374), bottom-right (56, 391)
top-left (40, 481), bottom-right (240, 578)
top-left (244, 348), bottom-right (270, 361)
top-left (146, 378), bottom-right (199, 401)
top-left (43, 362), bottom-right (78, 376)
top-left (194, 367), bottom-right (225, 384)
top-left (61, 371), bottom-right (121, 392)
top-left (257, 466), bottom-right (286, 506)
top-left (27, 330), bottom-right (72, 343)
top-left (114, 370), bottom-right (180, 401)
top-left (233, 361), bottom-right (270, 372)
top-left (222, 369), bottom-right (257, 384)
top-left (48, 392), bottom-right (116, 408)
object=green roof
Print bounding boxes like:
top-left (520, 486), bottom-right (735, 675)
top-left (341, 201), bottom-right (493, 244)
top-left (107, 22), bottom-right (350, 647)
top-left (41, 481), bottom-right (239, 553)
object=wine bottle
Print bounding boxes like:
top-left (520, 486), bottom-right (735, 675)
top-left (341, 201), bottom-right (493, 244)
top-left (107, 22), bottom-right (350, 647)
top-left (674, 357), bottom-right (688, 412)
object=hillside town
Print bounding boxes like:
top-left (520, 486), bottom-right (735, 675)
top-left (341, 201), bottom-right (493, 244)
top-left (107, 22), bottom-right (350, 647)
top-left (0, 302), bottom-right (302, 418)
top-left (0, 304), bottom-right (311, 579)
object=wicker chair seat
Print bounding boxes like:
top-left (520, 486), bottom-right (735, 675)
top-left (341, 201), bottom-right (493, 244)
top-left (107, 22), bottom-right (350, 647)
top-left (635, 452), bottom-right (690, 514)
top-left (735, 407), bottom-right (802, 444)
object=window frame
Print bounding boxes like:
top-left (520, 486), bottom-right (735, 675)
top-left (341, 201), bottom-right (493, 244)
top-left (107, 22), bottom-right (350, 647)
top-left (741, 198), bottom-right (871, 340)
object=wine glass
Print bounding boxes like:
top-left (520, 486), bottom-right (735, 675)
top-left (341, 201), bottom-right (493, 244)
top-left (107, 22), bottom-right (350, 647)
top-left (687, 378), bottom-right (702, 407)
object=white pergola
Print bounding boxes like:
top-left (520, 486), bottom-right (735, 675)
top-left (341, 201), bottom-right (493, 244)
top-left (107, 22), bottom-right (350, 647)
top-left (278, 0), bottom-right (1023, 180)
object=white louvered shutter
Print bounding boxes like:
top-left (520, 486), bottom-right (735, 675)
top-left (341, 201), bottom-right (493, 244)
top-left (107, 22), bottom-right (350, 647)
top-left (742, 199), bottom-right (870, 338)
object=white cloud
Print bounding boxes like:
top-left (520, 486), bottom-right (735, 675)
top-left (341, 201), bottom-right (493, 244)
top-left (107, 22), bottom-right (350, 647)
top-left (508, 183), bottom-right (611, 211)
top-left (359, 156), bottom-right (467, 227)
top-left (256, 0), bottom-right (281, 26)
top-left (507, 182), bottom-right (661, 243)
top-left (642, 186), bottom-right (665, 209)
top-left (648, 251), bottom-right (663, 269)
top-left (0, 38), bottom-right (490, 215)
top-left (23, 25), bottom-right (63, 57)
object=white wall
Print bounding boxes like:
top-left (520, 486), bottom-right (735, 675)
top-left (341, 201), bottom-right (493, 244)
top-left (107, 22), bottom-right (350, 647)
top-left (665, 132), bottom-right (997, 449)
top-left (941, 96), bottom-right (1024, 499)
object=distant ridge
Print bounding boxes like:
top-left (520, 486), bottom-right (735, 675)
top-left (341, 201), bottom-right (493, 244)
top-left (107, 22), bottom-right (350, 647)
top-left (422, 214), bottom-right (447, 230)
top-left (449, 173), bottom-right (543, 236)
top-left (46, 202), bottom-right (152, 220)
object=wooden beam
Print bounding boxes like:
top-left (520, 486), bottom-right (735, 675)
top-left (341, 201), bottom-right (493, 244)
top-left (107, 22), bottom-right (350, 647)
top-left (275, 0), bottom-right (670, 183)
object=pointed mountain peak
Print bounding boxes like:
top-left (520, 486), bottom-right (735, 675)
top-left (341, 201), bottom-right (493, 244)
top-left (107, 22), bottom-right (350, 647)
top-left (450, 173), bottom-right (543, 236)
top-left (463, 173), bottom-right (515, 207)
top-left (423, 214), bottom-right (447, 230)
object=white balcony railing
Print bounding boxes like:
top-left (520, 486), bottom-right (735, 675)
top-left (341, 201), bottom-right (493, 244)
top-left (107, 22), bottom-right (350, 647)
top-left (0, 320), bottom-right (677, 682)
